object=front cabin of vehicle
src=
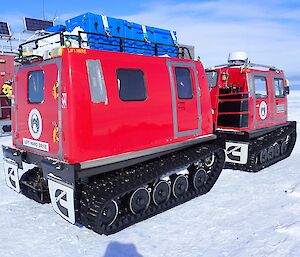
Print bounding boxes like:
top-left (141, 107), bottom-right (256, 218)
top-left (206, 52), bottom-right (295, 172)
top-left (207, 58), bottom-right (289, 132)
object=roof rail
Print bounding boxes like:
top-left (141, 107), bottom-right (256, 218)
top-left (15, 31), bottom-right (194, 64)
top-left (206, 61), bottom-right (282, 72)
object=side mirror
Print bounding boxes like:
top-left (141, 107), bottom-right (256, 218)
top-left (285, 86), bottom-right (290, 96)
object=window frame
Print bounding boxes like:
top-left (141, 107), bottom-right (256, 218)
top-left (86, 60), bottom-right (108, 104)
top-left (117, 68), bottom-right (147, 102)
top-left (254, 75), bottom-right (268, 99)
top-left (274, 77), bottom-right (285, 99)
top-left (175, 67), bottom-right (194, 100)
top-left (205, 70), bottom-right (218, 89)
top-left (28, 70), bottom-right (45, 104)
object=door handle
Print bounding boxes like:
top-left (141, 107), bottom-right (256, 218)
top-left (178, 102), bottom-right (185, 109)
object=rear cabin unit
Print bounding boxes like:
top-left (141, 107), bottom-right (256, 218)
top-left (13, 48), bottom-right (214, 172)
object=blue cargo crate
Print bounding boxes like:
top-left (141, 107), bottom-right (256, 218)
top-left (65, 13), bottom-right (178, 57)
top-left (45, 25), bottom-right (66, 33)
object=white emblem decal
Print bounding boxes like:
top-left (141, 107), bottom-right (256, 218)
top-left (225, 142), bottom-right (249, 164)
top-left (259, 101), bottom-right (268, 120)
top-left (28, 109), bottom-right (43, 139)
top-left (62, 93), bottom-right (67, 109)
top-left (23, 138), bottom-right (49, 152)
top-left (4, 159), bottom-right (21, 193)
top-left (48, 177), bottom-right (75, 224)
top-left (276, 104), bottom-right (285, 114)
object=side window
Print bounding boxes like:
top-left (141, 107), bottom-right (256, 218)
top-left (28, 70), bottom-right (44, 103)
top-left (254, 76), bottom-right (267, 98)
top-left (117, 69), bottom-right (146, 101)
top-left (175, 67), bottom-right (193, 99)
top-left (206, 71), bottom-right (218, 88)
top-left (274, 78), bottom-right (284, 98)
top-left (86, 60), bottom-right (108, 104)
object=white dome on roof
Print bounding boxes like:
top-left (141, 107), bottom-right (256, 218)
top-left (228, 51), bottom-right (248, 63)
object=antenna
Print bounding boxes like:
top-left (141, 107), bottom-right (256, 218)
top-left (53, 10), bottom-right (58, 24)
top-left (43, 0), bottom-right (45, 20)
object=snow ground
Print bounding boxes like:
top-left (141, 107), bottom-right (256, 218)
top-left (1, 92), bottom-right (300, 257)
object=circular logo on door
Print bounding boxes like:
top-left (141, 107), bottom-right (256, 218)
top-left (28, 109), bottom-right (42, 139)
top-left (259, 101), bottom-right (268, 120)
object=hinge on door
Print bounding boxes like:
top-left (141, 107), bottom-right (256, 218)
top-left (52, 82), bottom-right (59, 100)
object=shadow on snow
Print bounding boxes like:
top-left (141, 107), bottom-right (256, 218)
top-left (103, 241), bottom-right (143, 257)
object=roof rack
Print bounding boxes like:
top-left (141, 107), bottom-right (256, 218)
top-left (206, 61), bottom-right (282, 72)
top-left (15, 30), bottom-right (193, 64)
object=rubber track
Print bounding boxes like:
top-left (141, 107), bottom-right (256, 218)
top-left (78, 143), bottom-right (225, 235)
top-left (227, 122), bottom-right (297, 172)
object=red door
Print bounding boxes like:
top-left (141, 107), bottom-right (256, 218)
top-left (168, 61), bottom-right (201, 138)
top-left (273, 76), bottom-right (287, 124)
top-left (253, 74), bottom-right (272, 128)
top-left (14, 61), bottom-right (60, 157)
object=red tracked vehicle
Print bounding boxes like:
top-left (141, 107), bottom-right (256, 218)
top-left (2, 30), bottom-right (225, 235)
top-left (0, 53), bottom-right (14, 134)
top-left (206, 52), bottom-right (296, 172)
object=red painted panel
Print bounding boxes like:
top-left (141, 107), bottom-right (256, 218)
top-left (211, 66), bottom-right (288, 132)
top-left (13, 49), bottom-right (213, 164)
top-left (171, 66), bottom-right (199, 133)
top-left (273, 76), bottom-right (288, 125)
top-left (0, 54), bottom-right (15, 85)
top-left (13, 63), bottom-right (59, 155)
top-left (0, 54), bottom-right (15, 119)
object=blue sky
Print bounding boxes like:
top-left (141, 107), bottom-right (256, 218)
top-left (1, 0), bottom-right (300, 85)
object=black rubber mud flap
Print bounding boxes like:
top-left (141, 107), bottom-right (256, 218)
top-left (3, 158), bottom-right (21, 193)
top-left (48, 174), bottom-right (76, 224)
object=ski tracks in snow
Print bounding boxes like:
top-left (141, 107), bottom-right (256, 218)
top-left (276, 222), bottom-right (300, 237)
top-left (275, 183), bottom-right (300, 239)
top-left (286, 183), bottom-right (300, 198)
